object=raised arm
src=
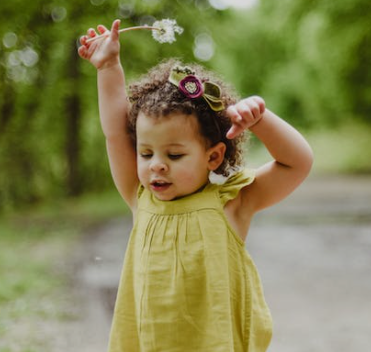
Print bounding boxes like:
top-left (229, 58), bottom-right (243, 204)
top-left (78, 20), bottom-right (139, 209)
top-left (227, 96), bottom-right (313, 213)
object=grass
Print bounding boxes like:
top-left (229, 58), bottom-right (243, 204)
top-left (0, 190), bottom-right (128, 352)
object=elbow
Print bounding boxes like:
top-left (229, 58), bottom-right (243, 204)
top-left (300, 143), bottom-right (314, 177)
top-left (285, 142), bottom-right (314, 180)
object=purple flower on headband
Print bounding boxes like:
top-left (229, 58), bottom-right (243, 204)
top-left (179, 75), bottom-right (204, 99)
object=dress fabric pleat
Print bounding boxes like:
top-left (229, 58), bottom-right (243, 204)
top-left (107, 169), bottom-right (272, 352)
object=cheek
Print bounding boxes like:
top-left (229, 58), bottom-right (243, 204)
top-left (175, 160), bottom-right (208, 182)
top-left (137, 160), bottom-right (148, 181)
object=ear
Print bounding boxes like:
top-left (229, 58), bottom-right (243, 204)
top-left (207, 142), bottom-right (226, 171)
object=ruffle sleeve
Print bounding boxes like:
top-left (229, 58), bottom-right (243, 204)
top-left (219, 168), bottom-right (255, 205)
top-left (137, 184), bottom-right (145, 199)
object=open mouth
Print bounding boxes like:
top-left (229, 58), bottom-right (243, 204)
top-left (150, 180), bottom-right (171, 191)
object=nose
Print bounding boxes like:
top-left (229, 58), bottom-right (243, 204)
top-left (150, 158), bottom-right (169, 173)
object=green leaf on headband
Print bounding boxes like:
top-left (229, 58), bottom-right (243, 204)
top-left (203, 82), bottom-right (224, 111)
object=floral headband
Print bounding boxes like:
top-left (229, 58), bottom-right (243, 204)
top-left (168, 65), bottom-right (225, 111)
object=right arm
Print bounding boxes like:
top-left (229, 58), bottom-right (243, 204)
top-left (98, 63), bottom-right (139, 210)
top-left (78, 20), bottom-right (139, 209)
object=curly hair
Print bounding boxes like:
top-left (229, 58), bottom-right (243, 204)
top-left (128, 58), bottom-right (247, 176)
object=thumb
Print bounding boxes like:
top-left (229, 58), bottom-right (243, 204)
top-left (110, 19), bottom-right (121, 41)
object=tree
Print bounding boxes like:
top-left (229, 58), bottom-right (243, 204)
top-left (0, 0), bottom-right (232, 209)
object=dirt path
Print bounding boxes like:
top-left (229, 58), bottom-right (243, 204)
top-left (249, 175), bottom-right (371, 352)
top-left (59, 175), bottom-right (371, 352)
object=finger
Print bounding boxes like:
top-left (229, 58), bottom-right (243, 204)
top-left (226, 124), bottom-right (244, 140)
top-left (78, 45), bottom-right (87, 59)
top-left (236, 99), bottom-right (264, 127)
top-left (251, 95), bottom-right (266, 114)
top-left (111, 19), bottom-right (121, 32)
top-left (232, 103), bottom-right (255, 131)
top-left (87, 28), bottom-right (97, 38)
top-left (109, 19), bottom-right (121, 40)
top-left (226, 105), bottom-right (242, 139)
top-left (97, 24), bottom-right (109, 34)
top-left (226, 105), bottom-right (242, 123)
top-left (245, 100), bottom-right (260, 120)
top-left (236, 103), bottom-right (255, 122)
top-left (226, 105), bottom-right (247, 135)
top-left (79, 35), bottom-right (87, 45)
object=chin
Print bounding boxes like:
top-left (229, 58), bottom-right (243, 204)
top-left (155, 194), bottom-right (174, 201)
top-left (150, 190), bottom-right (176, 201)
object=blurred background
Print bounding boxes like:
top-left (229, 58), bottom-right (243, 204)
top-left (0, 0), bottom-right (370, 351)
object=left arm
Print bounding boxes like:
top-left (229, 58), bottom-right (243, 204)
top-left (227, 96), bottom-right (314, 214)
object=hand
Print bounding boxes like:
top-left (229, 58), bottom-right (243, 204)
top-left (78, 19), bottom-right (121, 70)
top-left (226, 96), bottom-right (266, 139)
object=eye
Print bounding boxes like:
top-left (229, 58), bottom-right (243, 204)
top-left (140, 153), bottom-right (152, 159)
top-left (168, 154), bottom-right (184, 160)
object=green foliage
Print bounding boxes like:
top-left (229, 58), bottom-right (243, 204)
top-left (0, 0), bottom-right (229, 210)
top-left (214, 0), bottom-right (371, 128)
top-left (0, 0), bottom-right (370, 210)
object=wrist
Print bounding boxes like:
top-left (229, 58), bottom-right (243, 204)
top-left (97, 57), bottom-right (121, 71)
top-left (248, 109), bottom-right (267, 132)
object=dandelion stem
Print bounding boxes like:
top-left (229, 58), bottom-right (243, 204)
top-left (85, 26), bottom-right (161, 43)
top-left (119, 26), bottom-right (161, 33)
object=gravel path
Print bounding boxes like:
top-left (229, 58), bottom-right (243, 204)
top-left (61, 175), bottom-right (371, 352)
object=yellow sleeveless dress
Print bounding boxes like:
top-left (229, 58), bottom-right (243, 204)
top-left (107, 169), bottom-right (272, 352)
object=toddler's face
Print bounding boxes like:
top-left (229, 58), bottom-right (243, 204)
top-left (136, 112), bottom-right (212, 201)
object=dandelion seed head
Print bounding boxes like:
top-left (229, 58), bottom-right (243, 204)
top-left (152, 19), bottom-right (183, 44)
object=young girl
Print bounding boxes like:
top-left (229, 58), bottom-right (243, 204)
top-left (78, 20), bottom-right (313, 352)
